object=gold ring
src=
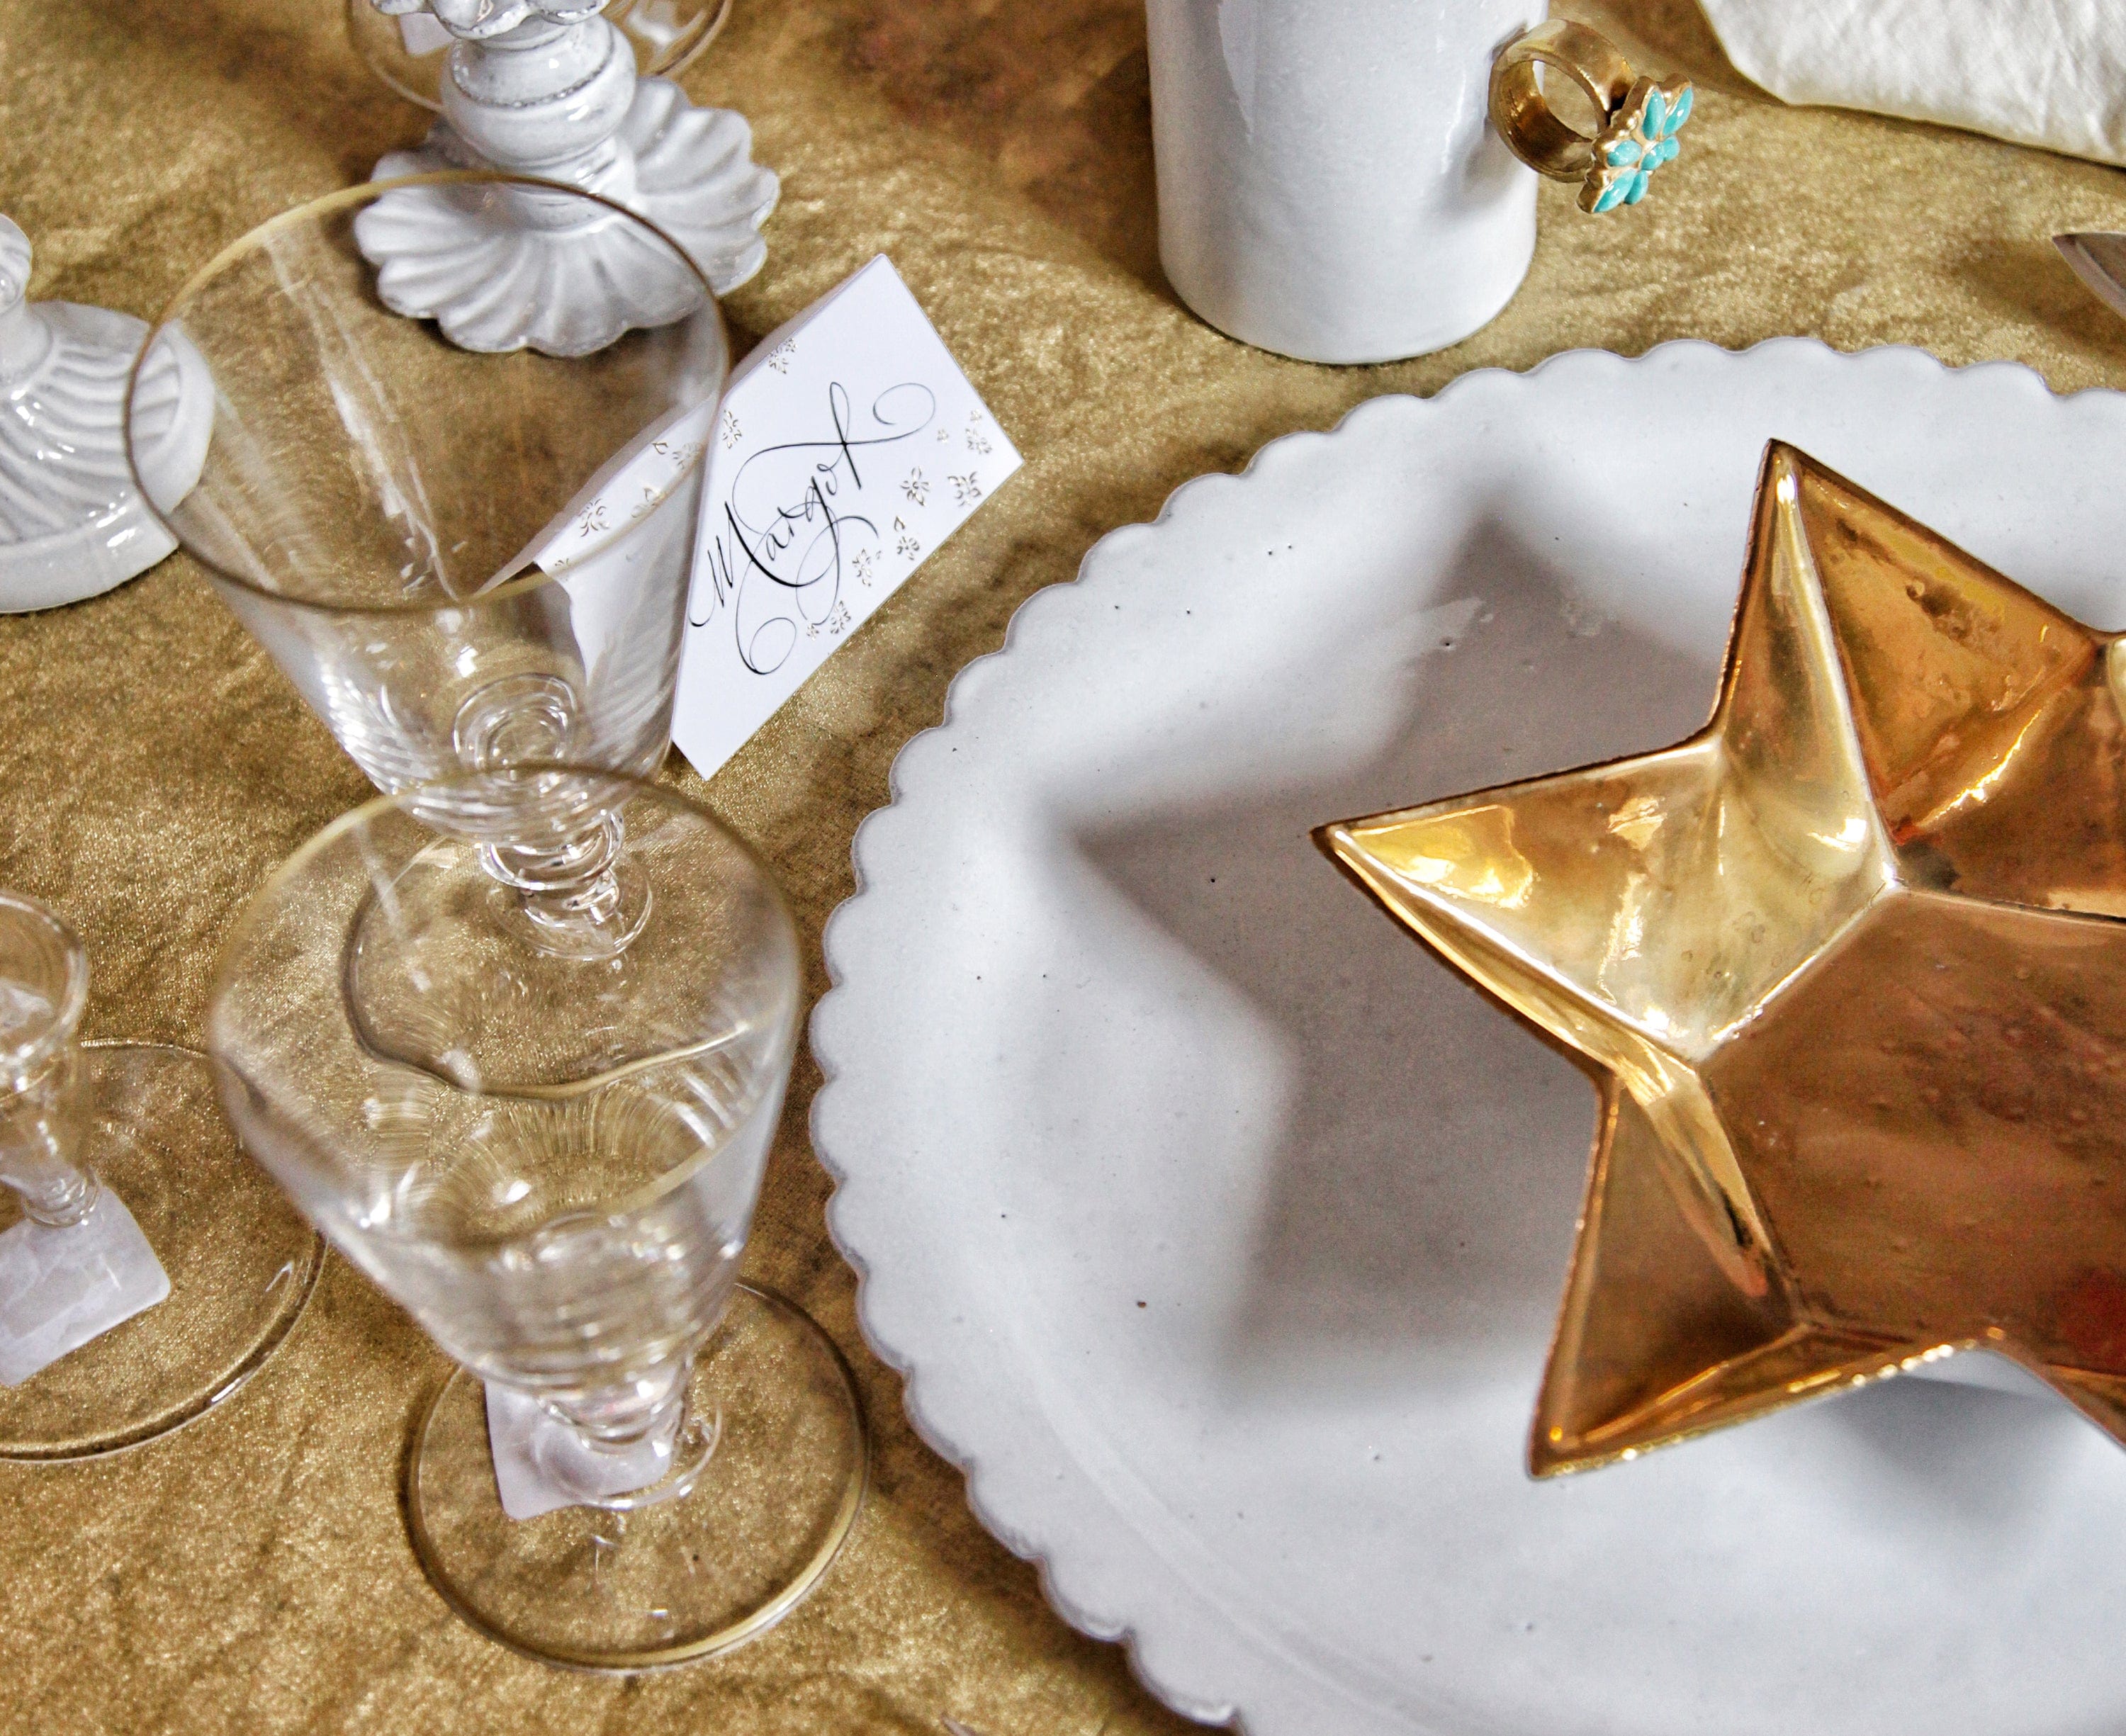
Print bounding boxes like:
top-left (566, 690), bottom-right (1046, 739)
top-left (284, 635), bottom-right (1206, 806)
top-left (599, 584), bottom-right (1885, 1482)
top-left (1489, 21), bottom-right (1694, 215)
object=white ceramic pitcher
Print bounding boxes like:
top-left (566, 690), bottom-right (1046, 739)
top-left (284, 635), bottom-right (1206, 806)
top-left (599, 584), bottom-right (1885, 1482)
top-left (1145, 0), bottom-right (1541, 363)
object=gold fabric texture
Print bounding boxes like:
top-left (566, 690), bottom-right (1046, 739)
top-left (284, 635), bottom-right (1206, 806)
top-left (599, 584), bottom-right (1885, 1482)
top-left (1, 1), bottom-right (2124, 1729)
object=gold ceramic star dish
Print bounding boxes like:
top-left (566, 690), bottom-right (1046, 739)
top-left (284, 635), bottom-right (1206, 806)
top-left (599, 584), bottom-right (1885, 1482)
top-left (1320, 441), bottom-right (2126, 1477)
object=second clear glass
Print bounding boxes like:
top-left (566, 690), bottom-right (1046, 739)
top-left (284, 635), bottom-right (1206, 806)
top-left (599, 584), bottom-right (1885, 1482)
top-left (208, 770), bottom-right (865, 1667)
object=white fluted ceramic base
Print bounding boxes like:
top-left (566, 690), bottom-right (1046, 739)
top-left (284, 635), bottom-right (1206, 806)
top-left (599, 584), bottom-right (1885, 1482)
top-left (0, 303), bottom-right (212, 613)
top-left (359, 79), bottom-right (777, 356)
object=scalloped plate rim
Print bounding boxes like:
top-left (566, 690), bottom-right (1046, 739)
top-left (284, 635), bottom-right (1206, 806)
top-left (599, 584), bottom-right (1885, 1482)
top-left (809, 337), bottom-right (2126, 1735)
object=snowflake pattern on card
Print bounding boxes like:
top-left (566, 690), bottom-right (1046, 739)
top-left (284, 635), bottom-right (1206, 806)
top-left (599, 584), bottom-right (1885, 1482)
top-left (948, 472), bottom-right (982, 506)
top-left (828, 599), bottom-right (851, 635)
top-left (897, 533), bottom-right (921, 560)
top-left (575, 500), bottom-right (612, 539)
top-left (766, 339), bottom-right (797, 375)
top-left (901, 468), bottom-right (930, 507)
top-left (965, 409), bottom-right (992, 456)
top-left (638, 437), bottom-right (704, 520)
top-left (721, 409), bottom-right (742, 450)
top-left (852, 548), bottom-right (877, 586)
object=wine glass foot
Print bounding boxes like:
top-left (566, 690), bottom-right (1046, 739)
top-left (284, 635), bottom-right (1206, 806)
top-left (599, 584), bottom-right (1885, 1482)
top-left (0, 1044), bottom-right (323, 1461)
top-left (405, 1283), bottom-right (867, 1671)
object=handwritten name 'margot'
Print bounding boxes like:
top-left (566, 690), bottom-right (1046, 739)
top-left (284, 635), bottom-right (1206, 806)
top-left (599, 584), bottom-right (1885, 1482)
top-left (694, 380), bottom-right (937, 675)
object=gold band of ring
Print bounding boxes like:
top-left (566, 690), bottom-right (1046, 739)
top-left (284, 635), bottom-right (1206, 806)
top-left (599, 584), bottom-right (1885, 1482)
top-left (1488, 20), bottom-right (1636, 182)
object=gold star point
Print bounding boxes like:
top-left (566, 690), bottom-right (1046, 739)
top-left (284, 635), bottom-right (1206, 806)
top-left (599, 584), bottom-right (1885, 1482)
top-left (1322, 441), bottom-right (2126, 1476)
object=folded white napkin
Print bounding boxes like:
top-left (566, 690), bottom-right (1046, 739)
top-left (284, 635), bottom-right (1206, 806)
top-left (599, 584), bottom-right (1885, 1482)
top-left (1698, 0), bottom-right (2126, 167)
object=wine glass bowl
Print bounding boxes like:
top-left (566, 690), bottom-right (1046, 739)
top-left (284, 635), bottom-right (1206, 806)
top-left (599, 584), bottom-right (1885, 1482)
top-left (128, 174), bottom-right (733, 1078)
top-left (124, 172), bottom-right (724, 811)
top-left (0, 890), bottom-right (92, 1227)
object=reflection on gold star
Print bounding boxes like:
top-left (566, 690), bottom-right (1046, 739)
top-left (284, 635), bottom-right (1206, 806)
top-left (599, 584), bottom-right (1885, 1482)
top-left (1320, 443), bottom-right (2126, 1476)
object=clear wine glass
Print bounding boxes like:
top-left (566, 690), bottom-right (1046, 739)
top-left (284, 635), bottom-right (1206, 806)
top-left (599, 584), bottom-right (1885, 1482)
top-left (124, 173), bottom-right (730, 1089)
top-left (0, 891), bottom-right (320, 1459)
top-left (208, 769), bottom-right (865, 1668)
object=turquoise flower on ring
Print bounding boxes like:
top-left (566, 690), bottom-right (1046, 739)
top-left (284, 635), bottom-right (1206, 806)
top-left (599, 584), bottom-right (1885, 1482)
top-left (1581, 77), bottom-right (1692, 215)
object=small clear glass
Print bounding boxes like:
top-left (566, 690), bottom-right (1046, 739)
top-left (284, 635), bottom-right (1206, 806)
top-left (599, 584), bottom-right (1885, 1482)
top-left (125, 174), bottom-right (731, 1088)
top-left (208, 770), bottom-right (865, 1669)
top-left (0, 891), bottom-right (320, 1460)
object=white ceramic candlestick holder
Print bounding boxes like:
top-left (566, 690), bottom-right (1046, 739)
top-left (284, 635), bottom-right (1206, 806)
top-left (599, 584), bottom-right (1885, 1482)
top-left (0, 216), bottom-right (211, 613)
top-left (357, 0), bottom-right (777, 355)
top-left (348, 0), bottom-right (731, 113)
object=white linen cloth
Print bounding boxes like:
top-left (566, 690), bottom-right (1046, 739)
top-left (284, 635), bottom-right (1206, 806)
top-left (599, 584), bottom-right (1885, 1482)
top-left (1698, 0), bottom-right (2126, 167)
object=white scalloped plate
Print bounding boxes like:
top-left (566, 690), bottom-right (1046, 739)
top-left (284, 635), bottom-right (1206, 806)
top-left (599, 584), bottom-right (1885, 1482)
top-left (811, 341), bottom-right (2126, 1736)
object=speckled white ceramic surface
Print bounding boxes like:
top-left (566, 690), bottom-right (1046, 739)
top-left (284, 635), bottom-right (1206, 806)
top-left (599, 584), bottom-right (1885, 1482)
top-left (812, 341), bottom-right (2126, 1736)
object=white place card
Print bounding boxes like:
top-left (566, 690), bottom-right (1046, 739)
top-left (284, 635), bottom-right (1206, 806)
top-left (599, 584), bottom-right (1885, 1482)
top-left (672, 255), bottom-right (1022, 777)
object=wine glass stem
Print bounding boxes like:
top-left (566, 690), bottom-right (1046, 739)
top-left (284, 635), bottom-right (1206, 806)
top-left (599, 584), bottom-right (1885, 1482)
top-left (477, 808), bottom-right (639, 956)
top-left (538, 1355), bottom-right (718, 1510)
top-left (0, 1052), bottom-right (97, 1228)
top-left (552, 1355), bottom-right (692, 1453)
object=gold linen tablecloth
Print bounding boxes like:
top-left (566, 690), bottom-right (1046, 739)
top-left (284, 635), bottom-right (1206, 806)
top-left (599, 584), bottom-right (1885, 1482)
top-left (4, 2), bottom-right (2125, 1730)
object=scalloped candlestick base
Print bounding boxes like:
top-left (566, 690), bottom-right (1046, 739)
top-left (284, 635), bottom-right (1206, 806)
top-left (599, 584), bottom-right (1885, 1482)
top-left (361, 81), bottom-right (775, 355)
top-left (0, 216), bottom-right (212, 613)
top-left (355, 2), bottom-right (775, 356)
